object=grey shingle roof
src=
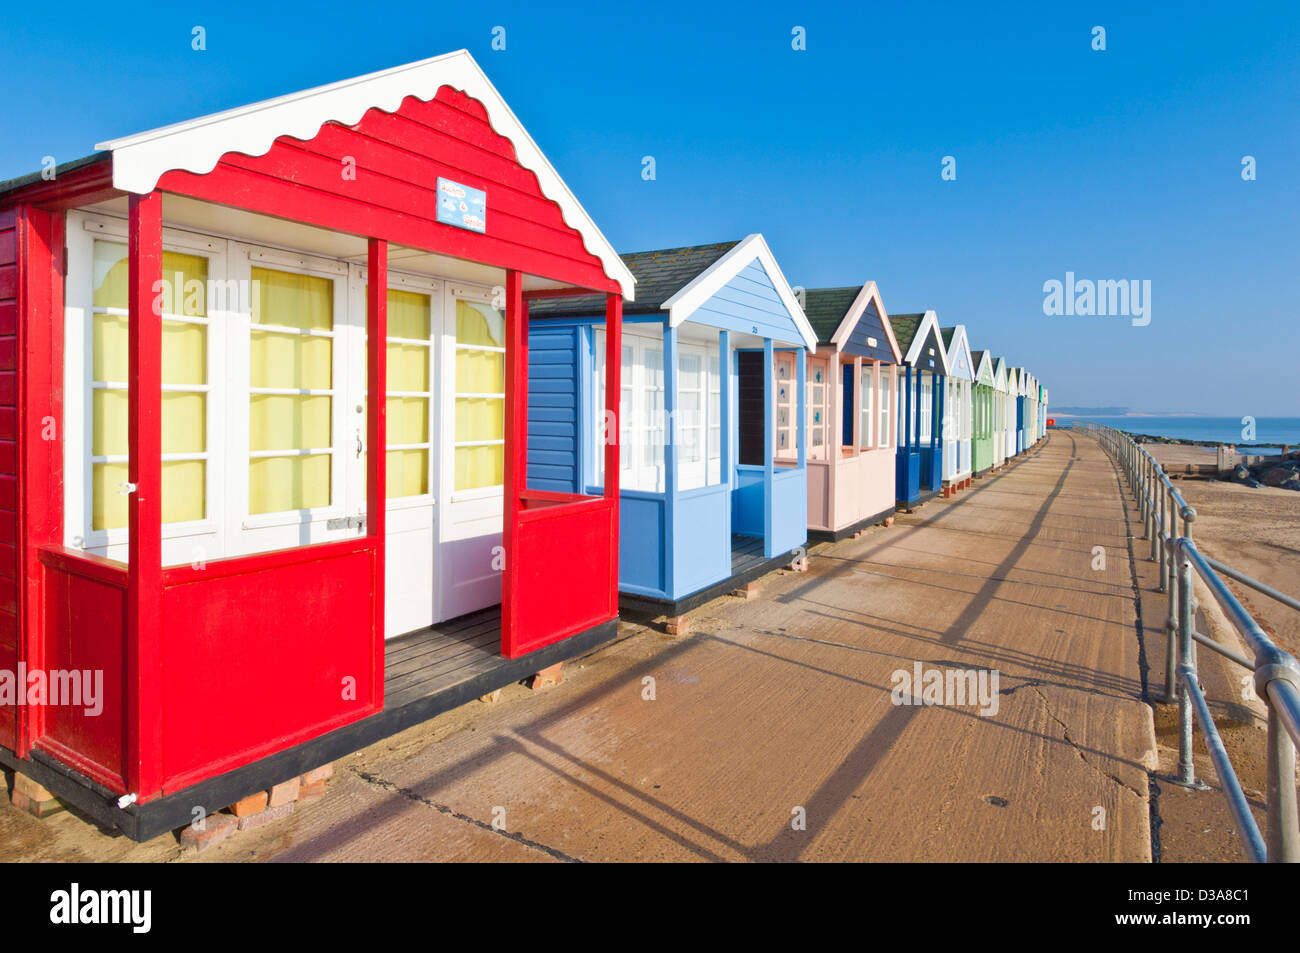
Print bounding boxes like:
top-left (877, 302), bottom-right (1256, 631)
top-left (940, 327), bottom-right (956, 349)
top-left (801, 287), bottom-right (861, 344)
top-left (528, 240), bottom-right (741, 318)
top-left (890, 313), bottom-right (925, 353)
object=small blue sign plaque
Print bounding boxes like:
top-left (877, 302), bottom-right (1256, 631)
top-left (436, 177), bottom-right (487, 233)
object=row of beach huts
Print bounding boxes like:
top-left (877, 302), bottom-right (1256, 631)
top-left (0, 52), bottom-right (1046, 840)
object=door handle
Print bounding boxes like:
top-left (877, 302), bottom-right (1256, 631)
top-left (356, 428), bottom-right (363, 459)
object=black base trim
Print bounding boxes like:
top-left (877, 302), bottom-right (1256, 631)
top-left (618, 550), bottom-right (801, 618)
top-left (807, 504), bottom-right (898, 543)
top-left (895, 488), bottom-right (939, 511)
top-left (0, 619), bottom-right (619, 844)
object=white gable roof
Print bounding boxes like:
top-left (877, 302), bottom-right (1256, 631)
top-left (95, 50), bottom-right (636, 299)
top-left (943, 325), bottom-right (974, 382)
top-left (660, 234), bottom-right (818, 350)
top-left (992, 357), bottom-right (1008, 392)
top-left (902, 310), bottom-right (950, 374)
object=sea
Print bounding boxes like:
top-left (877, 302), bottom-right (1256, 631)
top-left (1055, 416), bottom-right (1300, 453)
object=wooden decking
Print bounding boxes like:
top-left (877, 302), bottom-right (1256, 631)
top-left (384, 609), bottom-right (503, 710)
top-left (730, 534), bottom-right (768, 574)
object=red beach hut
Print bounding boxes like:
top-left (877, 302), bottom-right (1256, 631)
top-left (0, 51), bottom-right (633, 839)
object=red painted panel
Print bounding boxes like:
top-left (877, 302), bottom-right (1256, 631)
top-left (0, 229), bottom-right (13, 265)
top-left (0, 509), bottom-right (13, 546)
top-left (38, 561), bottom-right (128, 792)
top-left (159, 547), bottom-right (381, 793)
top-left (0, 265), bottom-right (14, 300)
top-left (0, 407), bottom-right (15, 441)
top-left (0, 544), bottom-right (16, 580)
top-left (20, 208), bottom-right (67, 759)
top-left (0, 477), bottom-right (13, 511)
top-left (158, 87), bottom-right (621, 296)
top-left (0, 441), bottom-right (14, 476)
top-left (0, 372), bottom-right (13, 406)
top-left (505, 499), bottom-right (616, 658)
top-left (0, 336), bottom-right (15, 371)
top-left (0, 302), bottom-right (14, 336)
top-left (0, 609), bottom-right (12, 742)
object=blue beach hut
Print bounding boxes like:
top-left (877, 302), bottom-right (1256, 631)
top-left (890, 311), bottom-right (949, 508)
top-left (526, 236), bottom-right (817, 617)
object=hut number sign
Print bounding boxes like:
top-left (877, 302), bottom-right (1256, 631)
top-left (437, 177), bottom-right (486, 233)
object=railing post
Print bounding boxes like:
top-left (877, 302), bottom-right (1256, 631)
top-left (1164, 478), bottom-right (1175, 590)
top-left (1164, 496), bottom-right (1179, 703)
top-left (1148, 460), bottom-right (1159, 562)
top-left (1265, 704), bottom-right (1299, 861)
top-left (1176, 551), bottom-right (1197, 785)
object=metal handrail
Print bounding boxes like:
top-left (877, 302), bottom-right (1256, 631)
top-left (1082, 422), bottom-right (1300, 862)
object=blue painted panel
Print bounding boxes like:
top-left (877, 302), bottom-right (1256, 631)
top-left (917, 446), bottom-right (934, 490)
top-left (842, 363), bottom-right (854, 446)
top-left (896, 448), bottom-right (920, 503)
top-left (670, 483), bottom-right (732, 598)
top-left (527, 324), bottom-right (580, 493)
top-left (731, 467), bottom-right (767, 537)
top-left (688, 258), bottom-right (806, 347)
top-left (843, 299), bottom-right (897, 362)
top-left (769, 468), bottom-right (808, 556)
top-left (619, 493), bottom-right (668, 598)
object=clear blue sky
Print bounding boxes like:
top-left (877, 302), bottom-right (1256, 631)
top-left (2, 0), bottom-right (1295, 414)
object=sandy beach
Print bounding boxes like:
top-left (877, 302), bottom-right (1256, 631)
top-left (1144, 444), bottom-right (1300, 656)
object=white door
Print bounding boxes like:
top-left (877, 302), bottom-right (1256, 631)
top-left (438, 283), bottom-right (507, 621)
top-left (350, 267), bottom-right (442, 638)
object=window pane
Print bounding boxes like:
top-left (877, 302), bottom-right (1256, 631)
top-left (161, 391), bottom-right (206, 454)
top-left (386, 448), bottom-right (428, 498)
top-left (91, 392), bottom-right (204, 486)
top-left (455, 444), bottom-right (504, 491)
top-left (92, 313), bottom-right (128, 381)
top-left (92, 389), bottom-right (127, 457)
top-left (250, 394), bottom-right (332, 451)
top-left (455, 397), bottom-right (505, 441)
top-left (251, 330), bottom-right (332, 389)
top-left (386, 396), bottom-right (429, 445)
top-left (162, 320), bottom-right (206, 385)
top-left (455, 348), bottom-right (504, 393)
top-left (91, 462), bottom-right (129, 531)
top-left (92, 241), bottom-right (129, 310)
top-left (456, 300), bottom-right (504, 347)
top-left (249, 454), bottom-right (331, 513)
top-left (386, 289), bottom-right (431, 340)
top-left (162, 460), bottom-right (205, 523)
top-left (90, 459), bottom-right (207, 530)
top-left (250, 267), bottom-right (332, 330)
top-left (389, 341), bottom-right (430, 392)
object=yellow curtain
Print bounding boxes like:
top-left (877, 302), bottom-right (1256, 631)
top-left (454, 300), bottom-right (504, 491)
top-left (248, 266), bottom-right (333, 514)
top-left (365, 287), bottom-right (432, 499)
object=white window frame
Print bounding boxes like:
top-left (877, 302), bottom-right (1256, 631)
top-left (444, 281), bottom-right (507, 505)
top-left (878, 364), bottom-right (891, 450)
top-left (64, 211), bottom-right (230, 563)
top-left (230, 241), bottom-right (351, 533)
top-left (676, 338), bottom-right (721, 491)
top-left (594, 324), bottom-right (666, 493)
top-left (351, 266), bottom-right (442, 513)
top-left (859, 361), bottom-right (874, 450)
